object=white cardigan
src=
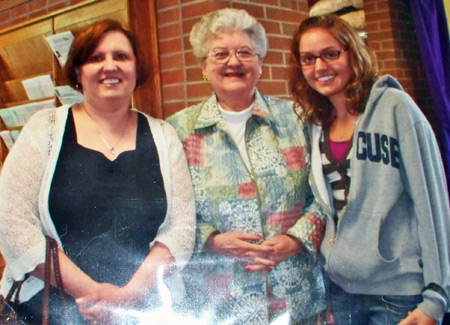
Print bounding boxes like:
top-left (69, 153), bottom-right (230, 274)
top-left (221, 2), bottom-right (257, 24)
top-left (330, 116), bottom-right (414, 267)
top-left (0, 105), bottom-right (195, 302)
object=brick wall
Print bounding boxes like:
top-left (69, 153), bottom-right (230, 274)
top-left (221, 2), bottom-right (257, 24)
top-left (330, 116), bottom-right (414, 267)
top-left (0, 0), bottom-right (435, 121)
top-left (0, 0), bottom-right (84, 29)
top-left (364, 0), bottom-right (435, 125)
top-left (156, 0), bottom-right (309, 118)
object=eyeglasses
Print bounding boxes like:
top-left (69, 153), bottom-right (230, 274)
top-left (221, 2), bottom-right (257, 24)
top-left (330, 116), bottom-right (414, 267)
top-left (299, 49), bottom-right (346, 66)
top-left (206, 47), bottom-right (259, 63)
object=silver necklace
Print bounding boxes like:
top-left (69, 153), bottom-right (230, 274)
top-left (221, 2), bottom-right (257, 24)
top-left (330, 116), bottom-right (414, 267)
top-left (84, 106), bottom-right (130, 155)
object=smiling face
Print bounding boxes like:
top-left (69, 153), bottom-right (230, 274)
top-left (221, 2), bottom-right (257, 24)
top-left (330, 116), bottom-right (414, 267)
top-left (202, 30), bottom-right (262, 110)
top-left (299, 27), bottom-right (352, 106)
top-left (77, 30), bottom-right (137, 107)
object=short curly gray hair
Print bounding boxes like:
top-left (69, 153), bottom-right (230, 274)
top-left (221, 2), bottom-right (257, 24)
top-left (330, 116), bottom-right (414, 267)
top-left (189, 8), bottom-right (268, 59)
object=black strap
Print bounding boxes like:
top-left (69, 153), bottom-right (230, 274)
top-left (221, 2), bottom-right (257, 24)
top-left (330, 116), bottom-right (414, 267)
top-left (422, 283), bottom-right (450, 309)
top-left (43, 236), bottom-right (68, 325)
top-left (1, 236), bottom-right (67, 324)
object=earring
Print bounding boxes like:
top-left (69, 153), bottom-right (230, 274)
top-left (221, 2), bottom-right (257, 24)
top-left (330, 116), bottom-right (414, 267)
top-left (75, 83), bottom-right (81, 90)
top-left (203, 74), bottom-right (209, 81)
top-left (357, 83), bottom-right (363, 92)
top-left (259, 70), bottom-right (262, 78)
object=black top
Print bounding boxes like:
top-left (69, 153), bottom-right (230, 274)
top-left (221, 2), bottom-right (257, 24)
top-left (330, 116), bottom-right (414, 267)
top-left (49, 109), bottom-right (167, 286)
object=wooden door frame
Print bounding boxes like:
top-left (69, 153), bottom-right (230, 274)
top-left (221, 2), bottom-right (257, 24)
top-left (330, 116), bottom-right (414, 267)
top-left (128, 0), bottom-right (163, 118)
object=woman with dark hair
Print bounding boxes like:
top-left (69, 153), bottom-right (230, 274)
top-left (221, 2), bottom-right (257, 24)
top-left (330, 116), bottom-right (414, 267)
top-left (0, 20), bottom-right (195, 324)
top-left (291, 14), bottom-right (450, 325)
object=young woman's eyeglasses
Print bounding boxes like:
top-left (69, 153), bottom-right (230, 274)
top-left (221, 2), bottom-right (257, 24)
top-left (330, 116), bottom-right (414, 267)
top-left (299, 49), bottom-right (346, 66)
top-left (206, 47), bottom-right (259, 63)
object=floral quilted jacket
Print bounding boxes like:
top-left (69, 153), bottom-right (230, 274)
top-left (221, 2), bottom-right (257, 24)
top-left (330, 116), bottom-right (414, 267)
top-left (167, 90), bottom-right (326, 324)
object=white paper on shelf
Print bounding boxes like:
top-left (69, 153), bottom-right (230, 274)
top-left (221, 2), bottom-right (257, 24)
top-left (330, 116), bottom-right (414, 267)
top-left (55, 86), bottom-right (84, 105)
top-left (0, 98), bottom-right (56, 128)
top-left (0, 131), bottom-right (15, 150)
top-left (21, 75), bottom-right (55, 100)
top-left (45, 31), bottom-right (75, 67)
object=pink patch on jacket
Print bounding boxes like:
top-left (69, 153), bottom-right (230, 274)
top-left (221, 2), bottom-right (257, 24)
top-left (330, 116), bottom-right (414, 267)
top-left (308, 214), bottom-right (325, 249)
top-left (282, 147), bottom-right (306, 170)
top-left (184, 134), bottom-right (205, 166)
top-left (267, 204), bottom-right (303, 234)
top-left (238, 182), bottom-right (257, 198)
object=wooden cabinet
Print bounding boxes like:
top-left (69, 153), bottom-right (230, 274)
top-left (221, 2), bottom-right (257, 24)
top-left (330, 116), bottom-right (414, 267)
top-left (0, 0), bottom-right (161, 163)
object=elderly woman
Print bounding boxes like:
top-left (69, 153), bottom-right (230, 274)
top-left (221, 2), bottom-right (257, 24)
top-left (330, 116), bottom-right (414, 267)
top-left (167, 8), bottom-right (326, 324)
top-left (0, 20), bottom-right (195, 324)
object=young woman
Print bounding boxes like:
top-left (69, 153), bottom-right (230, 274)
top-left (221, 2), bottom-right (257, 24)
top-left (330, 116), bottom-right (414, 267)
top-left (291, 14), bottom-right (450, 325)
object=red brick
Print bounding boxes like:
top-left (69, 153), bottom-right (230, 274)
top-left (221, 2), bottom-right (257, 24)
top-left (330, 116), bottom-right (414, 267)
top-left (186, 67), bottom-right (203, 82)
top-left (182, 17), bottom-right (200, 35)
top-left (160, 53), bottom-right (184, 69)
top-left (30, 8), bottom-right (49, 19)
top-left (180, 0), bottom-right (203, 3)
top-left (10, 2), bottom-right (29, 17)
top-left (264, 51), bottom-right (284, 64)
top-left (266, 8), bottom-right (302, 24)
top-left (365, 11), bottom-right (391, 23)
top-left (29, 0), bottom-right (47, 12)
top-left (257, 80), bottom-right (288, 95)
top-left (279, 0), bottom-right (296, 10)
top-left (161, 69), bottom-right (185, 84)
top-left (376, 1), bottom-right (390, 11)
top-left (272, 66), bottom-right (292, 80)
top-left (250, 0), bottom-right (279, 6)
top-left (48, 2), bottom-right (72, 14)
top-left (261, 21), bottom-right (281, 35)
top-left (376, 50), bottom-right (396, 61)
top-left (260, 66), bottom-right (270, 79)
top-left (159, 38), bottom-right (183, 54)
top-left (369, 30), bottom-right (394, 42)
top-left (157, 7), bottom-right (180, 25)
top-left (0, 10), bottom-right (11, 23)
top-left (185, 51), bottom-right (202, 66)
top-left (163, 84), bottom-right (186, 100)
top-left (268, 36), bottom-right (292, 50)
top-left (10, 15), bottom-right (29, 26)
top-left (296, 1), bottom-right (309, 13)
top-left (48, 0), bottom-right (67, 5)
top-left (182, 35), bottom-right (190, 49)
top-left (379, 20), bottom-right (393, 31)
top-left (187, 83), bottom-right (213, 98)
top-left (156, 0), bottom-right (180, 10)
top-left (232, 3), bottom-right (265, 19)
top-left (181, 1), bottom-right (227, 20)
top-left (163, 101), bottom-right (188, 118)
top-left (158, 24), bottom-right (182, 39)
top-left (282, 22), bottom-right (302, 38)
top-left (363, 2), bottom-right (376, 12)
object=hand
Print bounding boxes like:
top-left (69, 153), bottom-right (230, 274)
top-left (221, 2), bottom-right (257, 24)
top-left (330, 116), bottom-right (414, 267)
top-left (397, 307), bottom-right (438, 325)
top-left (244, 235), bottom-right (304, 272)
top-left (76, 283), bottom-right (128, 324)
top-left (206, 231), bottom-right (275, 262)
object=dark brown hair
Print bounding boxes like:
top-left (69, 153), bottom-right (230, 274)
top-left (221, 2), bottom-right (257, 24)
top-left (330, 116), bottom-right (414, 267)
top-left (290, 14), bottom-right (378, 125)
top-left (64, 19), bottom-right (149, 90)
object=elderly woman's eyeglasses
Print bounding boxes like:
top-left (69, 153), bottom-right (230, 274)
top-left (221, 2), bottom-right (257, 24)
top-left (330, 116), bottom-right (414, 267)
top-left (299, 49), bottom-right (346, 66)
top-left (206, 47), bottom-right (259, 63)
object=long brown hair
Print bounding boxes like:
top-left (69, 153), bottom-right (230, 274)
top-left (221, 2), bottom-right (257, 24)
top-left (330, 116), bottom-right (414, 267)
top-left (290, 15), bottom-right (378, 125)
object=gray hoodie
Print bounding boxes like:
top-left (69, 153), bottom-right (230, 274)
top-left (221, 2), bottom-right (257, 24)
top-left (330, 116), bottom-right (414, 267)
top-left (310, 75), bottom-right (450, 320)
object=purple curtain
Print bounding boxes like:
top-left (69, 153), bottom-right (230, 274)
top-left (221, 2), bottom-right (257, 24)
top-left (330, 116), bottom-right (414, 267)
top-left (409, 0), bottom-right (450, 191)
